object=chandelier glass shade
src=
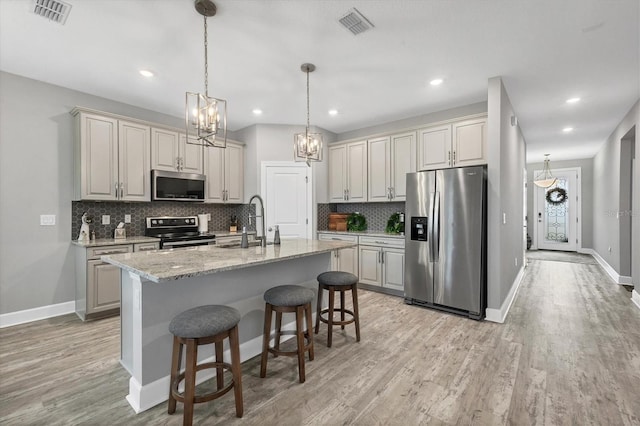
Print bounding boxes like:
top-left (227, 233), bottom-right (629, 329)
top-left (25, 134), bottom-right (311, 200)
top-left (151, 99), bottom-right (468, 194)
top-left (534, 154), bottom-right (557, 188)
top-left (294, 63), bottom-right (323, 166)
top-left (185, 0), bottom-right (226, 148)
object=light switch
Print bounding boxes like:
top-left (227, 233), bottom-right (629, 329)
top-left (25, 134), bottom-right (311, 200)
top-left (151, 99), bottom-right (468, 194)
top-left (102, 215), bottom-right (110, 225)
top-left (40, 214), bottom-right (56, 226)
top-left (124, 214), bottom-right (131, 223)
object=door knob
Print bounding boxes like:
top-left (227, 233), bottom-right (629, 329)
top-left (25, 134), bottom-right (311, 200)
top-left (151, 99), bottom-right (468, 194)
top-left (268, 227), bottom-right (273, 232)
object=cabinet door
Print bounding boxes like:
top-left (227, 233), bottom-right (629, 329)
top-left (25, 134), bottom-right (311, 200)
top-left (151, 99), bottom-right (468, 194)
top-left (118, 121), bottom-right (150, 201)
top-left (151, 128), bottom-right (180, 171)
top-left (225, 142), bottom-right (244, 203)
top-left (346, 141), bottom-right (367, 202)
top-left (86, 260), bottom-right (121, 315)
top-left (418, 125), bottom-right (451, 171)
top-left (367, 136), bottom-right (391, 202)
top-left (453, 118), bottom-right (487, 167)
top-left (358, 246), bottom-right (381, 286)
top-left (390, 131), bottom-right (416, 201)
top-left (328, 145), bottom-right (347, 202)
top-left (204, 142), bottom-right (225, 203)
top-left (180, 134), bottom-right (204, 174)
top-left (337, 246), bottom-right (359, 276)
top-left (79, 113), bottom-right (118, 200)
top-left (383, 248), bottom-right (405, 291)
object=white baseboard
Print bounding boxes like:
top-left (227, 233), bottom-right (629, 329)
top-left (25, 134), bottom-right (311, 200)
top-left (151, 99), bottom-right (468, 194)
top-left (577, 248), bottom-right (594, 255)
top-left (485, 266), bottom-right (525, 324)
top-left (0, 301), bottom-right (75, 328)
top-left (632, 290), bottom-right (640, 311)
top-left (126, 317), bottom-right (302, 413)
top-left (590, 250), bottom-right (633, 285)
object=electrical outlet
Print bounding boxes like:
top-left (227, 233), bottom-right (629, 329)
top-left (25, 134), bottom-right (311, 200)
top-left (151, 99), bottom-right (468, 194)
top-left (102, 215), bottom-right (110, 225)
top-left (40, 214), bottom-right (56, 226)
top-left (124, 214), bottom-right (131, 223)
top-left (206, 213), bottom-right (211, 221)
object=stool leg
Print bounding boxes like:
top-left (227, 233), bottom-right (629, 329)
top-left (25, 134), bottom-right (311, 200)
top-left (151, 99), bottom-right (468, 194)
top-left (215, 341), bottom-right (224, 390)
top-left (304, 302), bottom-right (314, 361)
top-left (229, 325), bottom-right (244, 418)
top-left (168, 335), bottom-right (182, 415)
top-left (340, 289), bottom-right (346, 330)
top-left (274, 311), bottom-right (283, 356)
top-left (295, 305), bottom-right (306, 383)
top-left (183, 339), bottom-right (198, 426)
top-left (260, 303), bottom-right (273, 378)
top-left (327, 286), bottom-right (335, 348)
top-left (314, 283), bottom-right (322, 334)
top-left (352, 284), bottom-right (361, 342)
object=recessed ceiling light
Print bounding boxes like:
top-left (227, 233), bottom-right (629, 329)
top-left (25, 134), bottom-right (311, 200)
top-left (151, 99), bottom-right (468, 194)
top-left (328, 109), bottom-right (338, 116)
top-left (139, 69), bottom-right (154, 78)
top-left (252, 109), bottom-right (263, 115)
top-left (563, 127), bottom-right (574, 133)
top-left (430, 78), bottom-right (443, 86)
top-left (566, 97), bottom-right (581, 104)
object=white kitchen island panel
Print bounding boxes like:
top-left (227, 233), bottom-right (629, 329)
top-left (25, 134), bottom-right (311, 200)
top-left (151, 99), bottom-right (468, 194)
top-left (103, 239), bottom-right (356, 413)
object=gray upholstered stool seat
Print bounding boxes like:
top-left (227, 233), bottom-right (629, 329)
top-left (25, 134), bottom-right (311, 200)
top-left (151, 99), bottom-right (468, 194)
top-left (317, 271), bottom-right (358, 287)
top-left (169, 305), bottom-right (241, 338)
top-left (261, 285), bottom-right (315, 383)
top-left (264, 285), bottom-right (314, 307)
top-left (315, 271), bottom-right (360, 348)
top-left (167, 305), bottom-right (243, 425)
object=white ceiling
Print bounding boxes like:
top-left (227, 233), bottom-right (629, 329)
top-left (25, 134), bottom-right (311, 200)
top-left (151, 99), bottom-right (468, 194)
top-left (0, 0), bottom-right (638, 163)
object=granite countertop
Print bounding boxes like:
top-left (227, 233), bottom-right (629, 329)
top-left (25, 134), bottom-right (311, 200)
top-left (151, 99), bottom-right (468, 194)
top-left (71, 236), bottom-right (161, 247)
top-left (101, 238), bottom-right (356, 283)
top-left (317, 230), bottom-right (405, 239)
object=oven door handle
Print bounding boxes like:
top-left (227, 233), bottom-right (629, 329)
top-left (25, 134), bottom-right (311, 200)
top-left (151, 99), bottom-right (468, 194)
top-left (162, 239), bottom-right (216, 248)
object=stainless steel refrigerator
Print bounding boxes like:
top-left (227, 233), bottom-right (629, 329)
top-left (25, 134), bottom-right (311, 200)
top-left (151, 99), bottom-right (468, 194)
top-left (404, 166), bottom-right (487, 320)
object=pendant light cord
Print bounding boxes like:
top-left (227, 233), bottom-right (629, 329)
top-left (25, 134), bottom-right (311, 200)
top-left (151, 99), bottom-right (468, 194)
top-left (204, 16), bottom-right (209, 97)
top-left (306, 68), bottom-right (310, 138)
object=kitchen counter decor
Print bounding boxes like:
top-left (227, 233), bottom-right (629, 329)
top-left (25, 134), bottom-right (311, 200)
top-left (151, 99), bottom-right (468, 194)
top-left (385, 212), bottom-right (405, 235)
top-left (346, 212), bottom-right (367, 231)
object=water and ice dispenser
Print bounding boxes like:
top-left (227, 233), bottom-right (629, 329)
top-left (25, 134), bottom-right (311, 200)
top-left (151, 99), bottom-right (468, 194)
top-left (410, 217), bottom-right (428, 241)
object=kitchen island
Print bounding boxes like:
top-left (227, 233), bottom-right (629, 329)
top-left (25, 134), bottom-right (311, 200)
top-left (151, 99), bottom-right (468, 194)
top-left (102, 238), bottom-right (357, 413)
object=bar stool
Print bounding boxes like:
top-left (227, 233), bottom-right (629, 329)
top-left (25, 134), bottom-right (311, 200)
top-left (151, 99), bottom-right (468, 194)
top-left (315, 271), bottom-right (361, 348)
top-left (260, 285), bottom-right (315, 383)
top-left (168, 305), bottom-right (243, 426)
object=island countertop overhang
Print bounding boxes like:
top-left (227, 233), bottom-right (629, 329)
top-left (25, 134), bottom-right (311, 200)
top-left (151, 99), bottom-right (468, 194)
top-left (101, 238), bottom-right (356, 283)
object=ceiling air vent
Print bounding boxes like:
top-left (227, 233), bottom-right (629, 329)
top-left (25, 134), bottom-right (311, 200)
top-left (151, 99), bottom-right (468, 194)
top-left (338, 7), bottom-right (374, 36)
top-left (33, 0), bottom-right (72, 25)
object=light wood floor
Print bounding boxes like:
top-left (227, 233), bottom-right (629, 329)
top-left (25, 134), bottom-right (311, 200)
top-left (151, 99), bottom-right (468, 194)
top-left (2, 257), bottom-right (639, 425)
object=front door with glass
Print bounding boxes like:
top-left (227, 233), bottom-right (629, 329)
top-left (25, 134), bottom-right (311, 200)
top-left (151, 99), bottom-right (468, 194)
top-left (535, 168), bottom-right (580, 251)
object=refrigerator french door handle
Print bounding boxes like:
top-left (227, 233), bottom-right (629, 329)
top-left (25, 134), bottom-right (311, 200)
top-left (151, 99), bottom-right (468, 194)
top-left (428, 191), bottom-right (436, 261)
top-left (432, 191), bottom-right (441, 261)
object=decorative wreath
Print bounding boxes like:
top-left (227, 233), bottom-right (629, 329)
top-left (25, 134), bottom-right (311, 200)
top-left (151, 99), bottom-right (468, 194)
top-left (546, 187), bottom-right (568, 205)
top-left (346, 212), bottom-right (367, 231)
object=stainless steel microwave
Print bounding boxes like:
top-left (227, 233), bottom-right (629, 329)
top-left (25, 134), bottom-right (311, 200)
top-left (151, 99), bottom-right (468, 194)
top-left (151, 170), bottom-right (206, 201)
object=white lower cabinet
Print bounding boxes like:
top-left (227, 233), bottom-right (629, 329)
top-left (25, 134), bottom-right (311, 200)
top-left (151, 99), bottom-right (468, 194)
top-left (317, 233), bottom-right (359, 276)
top-left (75, 241), bottom-right (159, 321)
top-left (358, 236), bottom-right (405, 291)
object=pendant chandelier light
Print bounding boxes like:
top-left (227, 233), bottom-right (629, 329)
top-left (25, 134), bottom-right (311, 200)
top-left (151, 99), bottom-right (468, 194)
top-left (534, 154), bottom-right (557, 188)
top-left (185, 0), bottom-right (227, 148)
top-left (294, 63), bottom-right (323, 167)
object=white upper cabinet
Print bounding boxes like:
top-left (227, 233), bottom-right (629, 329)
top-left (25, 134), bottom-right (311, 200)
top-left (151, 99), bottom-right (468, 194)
top-left (368, 132), bottom-right (416, 202)
top-left (74, 111), bottom-right (150, 201)
top-left (151, 128), bottom-right (203, 174)
top-left (418, 116), bottom-right (487, 171)
top-left (329, 141), bottom-right (367, 203)
top-left (452, 117), bottom-right (487, 168)
top-left (204, 141), bottom-right (244, 203)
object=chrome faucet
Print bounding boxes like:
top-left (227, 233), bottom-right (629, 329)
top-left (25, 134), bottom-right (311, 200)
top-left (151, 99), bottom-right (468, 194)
top-left (248, 194), bottom-right (267, 247)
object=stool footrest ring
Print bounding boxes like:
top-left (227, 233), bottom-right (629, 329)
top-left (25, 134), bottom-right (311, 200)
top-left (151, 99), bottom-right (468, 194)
top-left (318, 308), bottom-right (356, 326)
top-left (170, 361), bottom-right (235, 404)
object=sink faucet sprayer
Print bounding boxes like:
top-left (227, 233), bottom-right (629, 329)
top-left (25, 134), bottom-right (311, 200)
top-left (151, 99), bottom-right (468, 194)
top-left (248, 194), bottom-right (267, 247)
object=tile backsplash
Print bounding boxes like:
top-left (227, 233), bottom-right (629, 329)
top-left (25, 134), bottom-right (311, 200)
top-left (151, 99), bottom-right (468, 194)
top-left (317, 202), bottom-right (405, 232)
top-left (72, 201), bottom-right (255, 239)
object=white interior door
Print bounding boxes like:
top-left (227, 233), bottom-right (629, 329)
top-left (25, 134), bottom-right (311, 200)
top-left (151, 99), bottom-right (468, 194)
top-left (262, 162), bottom-right (311, 240)
top-left (534, 168), bottom-right (580, 251)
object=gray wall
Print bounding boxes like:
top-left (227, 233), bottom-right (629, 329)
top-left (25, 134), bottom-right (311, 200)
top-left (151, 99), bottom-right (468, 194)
top-left (486, 77), bottom-right (527, 311)
top-left (592, 100), bottom-right (639, 276)
top-left (526, 158), bottom-right (594, 249)
top-left (0, 71), bottom-right (211, 315)
top-left (336, 102), bottom-right (488, 141)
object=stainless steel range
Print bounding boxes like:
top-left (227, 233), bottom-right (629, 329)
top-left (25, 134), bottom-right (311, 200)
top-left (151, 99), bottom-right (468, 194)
top-left (145, 216), bottom-right (215, 249)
